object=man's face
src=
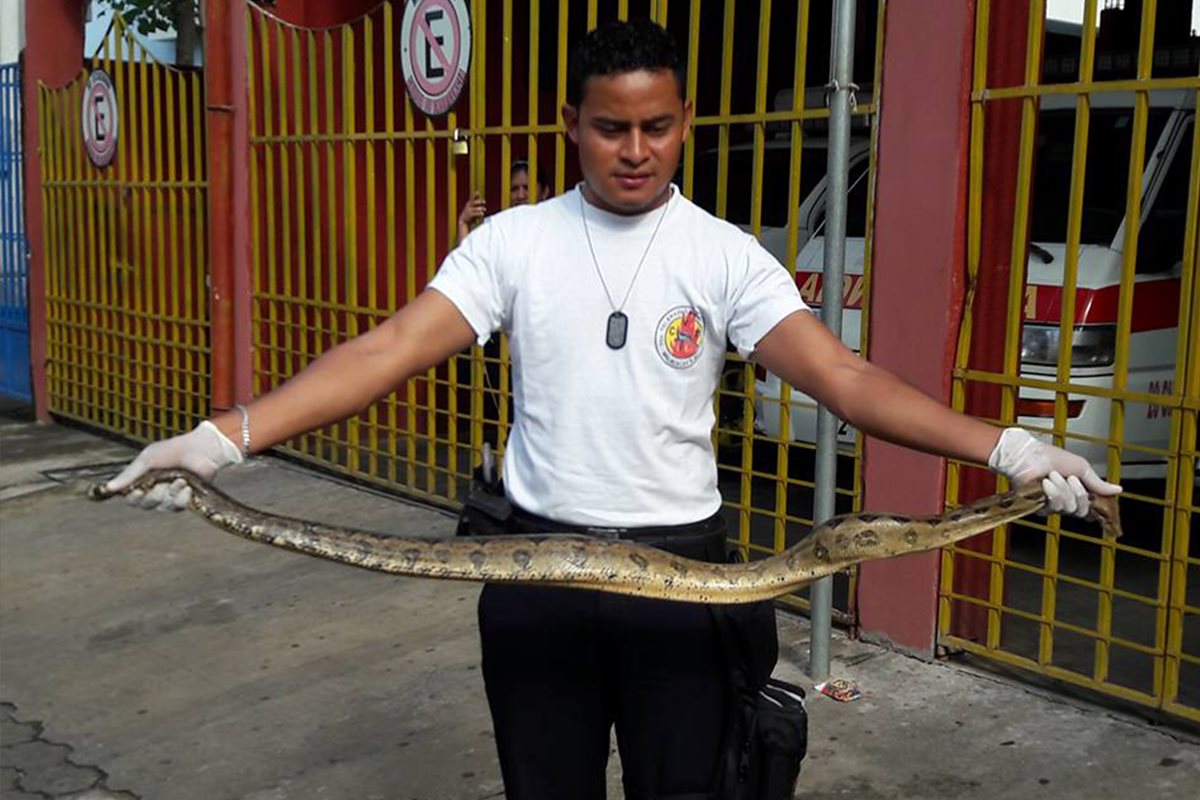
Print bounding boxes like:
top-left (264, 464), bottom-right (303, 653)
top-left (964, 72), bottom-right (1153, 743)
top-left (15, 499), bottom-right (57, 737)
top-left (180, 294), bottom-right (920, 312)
top-left (563, 69), bottom-right (692, 215)
top-left (510, 169), bottom-right (531, 205)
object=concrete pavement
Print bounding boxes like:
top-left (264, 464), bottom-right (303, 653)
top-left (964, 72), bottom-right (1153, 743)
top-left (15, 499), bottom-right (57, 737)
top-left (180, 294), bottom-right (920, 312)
top-left (2, 408), bottom-right (1199, 799)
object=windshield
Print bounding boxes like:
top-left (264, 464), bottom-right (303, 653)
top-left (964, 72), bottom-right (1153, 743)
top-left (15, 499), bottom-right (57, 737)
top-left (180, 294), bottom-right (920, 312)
top-left (1029, 106), bottom-right (1170, 245)
top-left (692, 146), bottom-right (831, 228)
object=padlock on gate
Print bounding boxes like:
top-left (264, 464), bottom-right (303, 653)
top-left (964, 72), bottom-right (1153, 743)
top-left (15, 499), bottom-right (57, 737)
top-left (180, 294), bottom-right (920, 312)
top-left (452, 128), bottom-right (470, 156)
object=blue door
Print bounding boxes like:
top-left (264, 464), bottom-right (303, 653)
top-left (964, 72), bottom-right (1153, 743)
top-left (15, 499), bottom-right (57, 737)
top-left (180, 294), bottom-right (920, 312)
top-left (0, 60), bottom-right (31, 402)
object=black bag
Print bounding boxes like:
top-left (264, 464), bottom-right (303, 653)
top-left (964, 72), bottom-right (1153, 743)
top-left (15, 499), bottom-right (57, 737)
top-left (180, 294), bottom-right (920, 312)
top-left (712, 599), bottom-right (808, 800)
top-left (725, 677), bottom-right (808, 800)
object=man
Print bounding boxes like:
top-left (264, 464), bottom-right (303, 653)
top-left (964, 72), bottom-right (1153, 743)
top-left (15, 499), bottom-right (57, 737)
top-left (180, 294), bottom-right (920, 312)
top-left (107, 20), bottom-right (1119, 800)
top-left (457, 159), bottom-right (553, 243)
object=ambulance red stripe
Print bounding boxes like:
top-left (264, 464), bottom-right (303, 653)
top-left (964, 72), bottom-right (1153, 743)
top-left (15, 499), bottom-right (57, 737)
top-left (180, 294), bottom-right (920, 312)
top-left (794, 272), bottom-right (1181, 333)
top-left (1023, 277), bottom-right (1182, 332)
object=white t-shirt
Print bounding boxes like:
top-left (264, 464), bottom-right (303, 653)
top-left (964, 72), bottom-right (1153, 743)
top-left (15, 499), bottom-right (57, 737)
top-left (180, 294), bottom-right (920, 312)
top-left (429, 185), bottom-right (808, 526)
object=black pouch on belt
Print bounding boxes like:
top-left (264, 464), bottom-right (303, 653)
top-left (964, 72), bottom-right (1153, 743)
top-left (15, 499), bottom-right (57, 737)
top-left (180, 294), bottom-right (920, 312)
top-left (455, 448), bottom-right (511, 537)
top-left (455, 482), bottom-right (512, 536)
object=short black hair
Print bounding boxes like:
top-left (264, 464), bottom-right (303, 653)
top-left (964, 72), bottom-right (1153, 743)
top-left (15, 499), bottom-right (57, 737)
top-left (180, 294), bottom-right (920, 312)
top-left (512, 159), bottom-right (551, 189)
top-left (566, 19), bottom-right (684, 108)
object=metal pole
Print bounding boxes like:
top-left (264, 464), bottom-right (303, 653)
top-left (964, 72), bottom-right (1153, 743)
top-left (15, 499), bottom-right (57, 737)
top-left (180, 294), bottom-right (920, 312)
top-left (809, 0), bottom-right (857, 683)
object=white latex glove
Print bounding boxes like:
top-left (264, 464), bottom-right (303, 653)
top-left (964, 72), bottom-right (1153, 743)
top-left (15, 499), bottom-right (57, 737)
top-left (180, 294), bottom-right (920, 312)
top-left (987, 427), bottom-right (1122, 518)
top-left (104, 421), bottom-right (244, 512)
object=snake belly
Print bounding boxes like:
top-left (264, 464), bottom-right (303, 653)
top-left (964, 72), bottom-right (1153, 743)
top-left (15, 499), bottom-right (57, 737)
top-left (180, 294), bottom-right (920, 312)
top-left (88, 469), bottom-right (1122, 605)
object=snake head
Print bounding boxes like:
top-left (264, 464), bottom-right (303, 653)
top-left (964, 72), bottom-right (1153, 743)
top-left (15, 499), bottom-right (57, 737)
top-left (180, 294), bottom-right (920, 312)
top-left (86, 468), bottom-right (199, 502)
top-left (1088, 494), bottom-right (1123, 540)
top-left (1018, 483), bottom-right (1123, 541)
top-left (86, 481), bottom-right (113, 501)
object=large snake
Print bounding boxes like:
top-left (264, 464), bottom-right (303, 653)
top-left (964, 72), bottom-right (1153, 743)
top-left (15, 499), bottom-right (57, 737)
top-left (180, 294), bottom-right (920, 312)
top-left (89, 469), bottom-right (1121, 605)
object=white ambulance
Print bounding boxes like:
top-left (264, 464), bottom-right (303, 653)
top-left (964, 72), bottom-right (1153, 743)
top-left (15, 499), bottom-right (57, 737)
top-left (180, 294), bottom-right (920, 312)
top-left (752, 88), bottom-right (1195, 480)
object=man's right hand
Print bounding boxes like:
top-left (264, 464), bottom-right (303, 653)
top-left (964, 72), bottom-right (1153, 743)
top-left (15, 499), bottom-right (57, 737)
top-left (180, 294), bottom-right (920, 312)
top-left (104, 421), bottom-right (244, 512)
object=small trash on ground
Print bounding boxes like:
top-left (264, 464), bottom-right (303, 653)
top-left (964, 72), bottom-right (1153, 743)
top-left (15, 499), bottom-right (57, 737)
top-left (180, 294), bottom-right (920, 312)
top-left (815, 678), bottom-right (861, 702)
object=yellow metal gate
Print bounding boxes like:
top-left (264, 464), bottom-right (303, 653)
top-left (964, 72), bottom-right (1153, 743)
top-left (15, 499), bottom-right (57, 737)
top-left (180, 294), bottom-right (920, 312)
top-left (943, 0), bottom-right (1199, 722)
top-left (245, 0), bottom-right (882, 617)
top-left (38, 16), bottom-right (211, 441)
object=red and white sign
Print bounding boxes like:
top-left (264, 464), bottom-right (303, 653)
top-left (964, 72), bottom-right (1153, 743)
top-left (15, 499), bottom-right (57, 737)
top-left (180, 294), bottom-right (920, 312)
top-left (81, 69), bottom-right (119, 168)
top-left (400, 0), bottom-right (471, 117)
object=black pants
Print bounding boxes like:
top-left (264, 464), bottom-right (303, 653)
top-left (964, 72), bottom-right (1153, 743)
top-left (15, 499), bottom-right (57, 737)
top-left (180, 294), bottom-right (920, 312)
top-left (476, 507), bottom-right (778, 800)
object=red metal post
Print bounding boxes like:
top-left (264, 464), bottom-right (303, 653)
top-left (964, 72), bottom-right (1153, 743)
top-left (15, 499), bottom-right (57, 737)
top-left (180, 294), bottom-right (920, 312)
top-left (855, 0), bottom-right (977, 654)
top-left (21, 0), bottom-right (84, 422)
top-left (205, 0), bottom-right (253, 409)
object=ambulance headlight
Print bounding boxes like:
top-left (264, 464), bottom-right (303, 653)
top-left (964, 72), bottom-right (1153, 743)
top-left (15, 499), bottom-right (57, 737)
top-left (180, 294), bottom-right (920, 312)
top-left (1021, 324), bottom-right (1116, 367)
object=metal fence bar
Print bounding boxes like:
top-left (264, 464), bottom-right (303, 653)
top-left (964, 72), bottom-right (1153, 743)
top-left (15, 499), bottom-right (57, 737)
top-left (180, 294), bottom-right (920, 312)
top-left (0, 61), bottom-right (31, 402)
top-left (1163, 85), bottom-right (1200, 720)
top-left (766, 0), bottom-right (810, 603)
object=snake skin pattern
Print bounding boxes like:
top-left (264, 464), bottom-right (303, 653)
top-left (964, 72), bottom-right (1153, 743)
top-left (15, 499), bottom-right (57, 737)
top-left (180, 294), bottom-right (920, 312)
top-left (89, 469), bottom-right (1122, 605)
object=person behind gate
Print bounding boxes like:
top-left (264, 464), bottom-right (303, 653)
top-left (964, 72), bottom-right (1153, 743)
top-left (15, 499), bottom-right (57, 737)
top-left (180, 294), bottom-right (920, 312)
top-left (457, 158), bottom-right (553, 243)
top-left (105, 20), bottom-right (1121, 800)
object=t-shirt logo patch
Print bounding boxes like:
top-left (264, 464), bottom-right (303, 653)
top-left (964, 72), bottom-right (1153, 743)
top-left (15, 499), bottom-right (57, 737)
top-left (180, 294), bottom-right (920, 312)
top-left (655, 306), bottom-right (705, 368)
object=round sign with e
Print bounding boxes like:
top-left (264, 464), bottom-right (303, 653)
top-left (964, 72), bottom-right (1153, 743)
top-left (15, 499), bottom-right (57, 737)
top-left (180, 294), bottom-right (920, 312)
top-left (81, 69), bottom-right (119, 169)
top-left (400, 0), bottom-right (472, 117)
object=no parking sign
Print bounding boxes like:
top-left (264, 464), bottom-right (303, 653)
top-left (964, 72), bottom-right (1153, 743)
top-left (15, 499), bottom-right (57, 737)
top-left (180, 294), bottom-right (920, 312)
top-left (81, 69), bottom-right (119, 168)
top-left (400, 0), bottom-right (472, 116)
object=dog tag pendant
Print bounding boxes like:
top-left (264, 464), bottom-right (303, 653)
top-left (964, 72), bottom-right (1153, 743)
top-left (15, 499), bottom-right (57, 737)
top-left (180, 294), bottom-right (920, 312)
top-left (606, 312), bottom-right (628, 349)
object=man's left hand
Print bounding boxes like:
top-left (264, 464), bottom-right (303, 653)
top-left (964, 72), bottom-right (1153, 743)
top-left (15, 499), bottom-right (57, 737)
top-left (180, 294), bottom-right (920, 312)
top-left (988, 427), bottom-right (1122, 517)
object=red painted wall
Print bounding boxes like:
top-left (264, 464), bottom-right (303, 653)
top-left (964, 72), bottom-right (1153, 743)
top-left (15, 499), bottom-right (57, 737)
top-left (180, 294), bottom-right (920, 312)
top-left (856, 0), bottom-right (976, 654)
top-left (22, 0), bottom-right (84, 422)
top-left (267, 0), bottom-right (382, 28)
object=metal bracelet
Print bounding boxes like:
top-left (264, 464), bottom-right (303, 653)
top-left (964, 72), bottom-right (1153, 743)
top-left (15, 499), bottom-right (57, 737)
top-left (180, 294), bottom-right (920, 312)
top-left (233, 404), bottom-right (251, 457)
